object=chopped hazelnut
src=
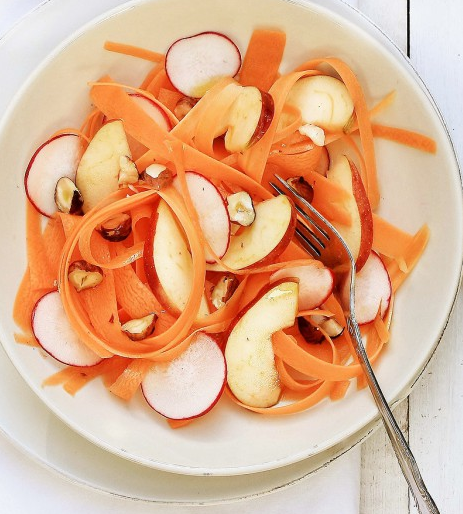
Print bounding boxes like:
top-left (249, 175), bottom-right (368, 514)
top-left (211, 274), bottom-right (239, 309)
top-left (142, 164), bottom-right (173, 190)
top-left (54, 177), bottom-right (83, 214)
top-left (298, 124), bottom-right (325, 147)
top-left (121, 313), bottom-right (157, 341)
top-left (97, 213), bottom-right (132, 242)
top-left (297, 316), bottom-right (324, 344)
top-left (287, 176), bottom-right (314, 204)
top-left (68, 260), bottom-right (103, 292)
top-left (174, 97), bottom-right (197, 121)
top-left (227, 191), bottom-right (256, 226)
top-left (118, 155), bottom-right (139, 185)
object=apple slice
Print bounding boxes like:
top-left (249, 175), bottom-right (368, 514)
top-left (341, 251), bottom-right (392, 325)
top-left (165, 32), bottom-right (241, 98)
top-left (270, 263), bottom-right (334, 310)
top-left (144, 200), bottom-right (210, 318)
top-left (172, 172), bottom-right (230, 263)
top-left (224, 86), bottom-right (274, 153)
top-left (327, 154), bottom-right (373, 271)
top-left (142, 332), bottom-right (226, 420)
top-left (208, 195), bottom-right (296, 271)
top-left (25, 133), bottom-right (83, 217)
top-left (75, 119), bottom-right (131, 213)
top-left (286, 75), bottom-right (354, 131)
top-left (225, 280), bottom-right (299, 408)
top-left (31, 290), bottom-right (102, 367)
top-left (129, 93), bottom-right (173, 131)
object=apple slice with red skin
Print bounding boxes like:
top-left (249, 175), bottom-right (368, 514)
top-left (327, 154), bottom-right (373, 271)
top-left (128, 93), bottom-right (173, 131)
top-left (225, 279), bottom-right (299, 408)
top-left (341, 251), bottom-right (392, 325)
top-left (76, 119), bottom-right (131, 213)
top-left (224, 86), bottom-right (274, 153)
top-left (166, 32), bottom-right (241, 98)
top-left (172, 171), bottom-right (230, 263)
top-left (208, 195), bottom-right (296, 271)
top-left (144, 199), bottom-right (210, 318)
top-left (141, 332), bottom-right (226, 420)
top-left (270, 263), bottom-right (334, 310)
top-left (25, 133), bottom-right (84, 217)
top-left (31, 290), bottom-right (102, 367)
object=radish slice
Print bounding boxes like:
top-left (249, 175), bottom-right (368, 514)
top-left (342, 251), bottom-right (392, 325)
top-left (25, 133), bottom-right (83, 217)
top-left (173, 171), bottom-right (230, 263)
top-left (270, 264), bottom-right (334, 310)
top-left (129, 93), bottom-right (172, 131)
top-left (141, 332), bottom-right (226, 420)
top-left (165, 32), bottom-right (241, 98)
top-left (32, 291), bottom-right (102, 366)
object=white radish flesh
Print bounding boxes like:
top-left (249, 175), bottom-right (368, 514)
top-left (342, 251), bottom-right (392, 325)
top-left (270, 263), bottom-right (334, 310)
top-left (25, 134), bottom-right (82, 217)
top-left (173, 171), bottom-right (230, 262)
top-left (32, 291), bottom-right (102, 367)
top-left (165, 32), bottom-right (241, 98)
top-left (141, 332), bottom-right (226, 420)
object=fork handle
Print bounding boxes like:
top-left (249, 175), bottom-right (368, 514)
top-left (347, 318), bottom-right (440, 514)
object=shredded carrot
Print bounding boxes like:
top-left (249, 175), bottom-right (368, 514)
top-left (371, 123), bottom-right (437, 153)
top-left (104, 41), bottom-right (164, 62)
top-left (239, 29), bottom-right (286, 92)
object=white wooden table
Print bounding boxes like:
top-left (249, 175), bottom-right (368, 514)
top-left (353, 1), bottom-right (463, 512)
top-left (1, 1), bottom-right (462, 513)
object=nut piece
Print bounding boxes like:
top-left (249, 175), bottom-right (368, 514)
top-left (298, 124), bottom-right (325, 147)
top-left (297, 316), bottom-right (325, 344)
top-left (97, 213), bottom-right (132, 242)
top-left (118, 155), bottom-right (139, 185)
top-left (142, 164), bottom-right (173, 190)
top-left (54, 177), bottom-right (83, 214)
top-left (287, 176), bottom-right (314, 204)
top-left (211, 274), bottom-right (239, 310)
top-left (227, 191), bottom-right (256, 226)
top-left (174, 97), bottom-right (197, 121)
top-left (68, 260), bottom-right (103, 292)
top-left (311, 314), bottom-right (345, 339)
top-left (121, 313), bottom-right (157, 341)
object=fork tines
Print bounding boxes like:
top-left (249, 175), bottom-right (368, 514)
top-left (269, 175), bottom-right (331, 258)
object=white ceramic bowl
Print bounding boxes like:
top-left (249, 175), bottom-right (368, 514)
top-left (0, 0), bottom-right (461, 477)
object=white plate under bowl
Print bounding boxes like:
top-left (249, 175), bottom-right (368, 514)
top-left (0, 0), bottom-right (461, 477)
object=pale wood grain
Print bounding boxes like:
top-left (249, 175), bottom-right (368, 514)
top-left (407, 1), bottom-right (463, 512)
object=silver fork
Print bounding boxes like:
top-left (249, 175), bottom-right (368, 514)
top-left (270, 174), bottom-right (440, 514)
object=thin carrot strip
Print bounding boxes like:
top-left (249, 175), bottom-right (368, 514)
top-left (239, 29), bottom-right (286, 92)
top-left (371, 124), bottom-right (437, 153)
top-left (109, 359), bottom-right (155, 400)
top-left (104, 41), bottom-right (164, 62)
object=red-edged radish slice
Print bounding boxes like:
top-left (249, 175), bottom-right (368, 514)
top-left (173, 171), bottom-right (231, 263)
top-left (141, 332), bottom-right (226, 420)
top-left (165, 32), bottom-right (241, 98)
top-left (270, 263), bottom-right (334, 310)
top-left (342, 251), bottom-right (392, 325)
top-left (128, 93), bottom-right (173, 131)
top-left (25, 133), bottom-right (83, 217)
top-left (31, 291), bottom-right (102, 367)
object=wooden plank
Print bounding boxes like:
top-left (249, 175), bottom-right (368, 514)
top-left (407, 1), bottom-right (463, 512)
